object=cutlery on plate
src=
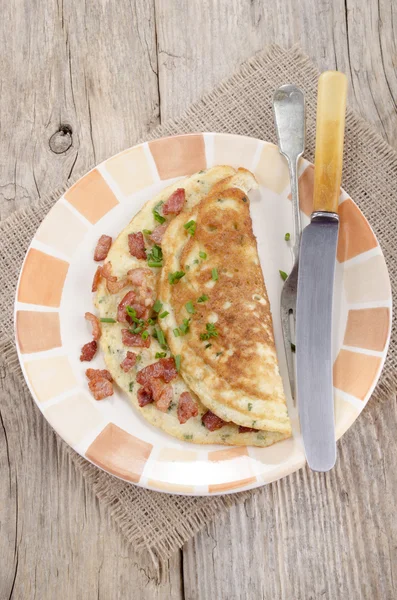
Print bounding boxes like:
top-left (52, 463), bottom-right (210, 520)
top-left (296, 71), bottom-right (348, 472)
top-left (273, 84), bottom-right (305, 401)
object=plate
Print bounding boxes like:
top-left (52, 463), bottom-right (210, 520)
top-left (14, 133), bottom-right (392, 495)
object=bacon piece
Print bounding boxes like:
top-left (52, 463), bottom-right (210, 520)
top-left (121, 329), bottom-right (151, 348)
top-left (202, 410), bottom-right (226, 431)
top-left (101, 261), bottom-right (117, 282)
top-left (177, 392), bottom-right (198, 424)
top-left (86, 368), bottom-right (113, 382)
top-left (85, 311), bottom-right (101, 341)
top-left (149, 223), bottom-right (168, 244)
top-left (136, 357), bottom-right (177, 386)
top-left (80, 340), bottom-right (97, 362)
top-left (127, 267), bottom-right (152, 287)
top-left (88, 377), bottom-right (114, 400)
top-left (120, 351), bottom-right (137, 372)
top-left (117, 291), bottom-right (136, 323)
top-left (92, 266), bottom-right (102, 292)
top-left (128, 232), bottom-right (146, 259)
top-left (238, 426), bottom-right (257, 433)
top-left (155, 384), bottom-right (173, 412)
top-left (94, 235), bottom-right (112, 261)
top-left (127, 268), bottom-right (155, 310)
top-left (137, 386), bottom-right (153, 407)
top-left (163, 188), bottom-right (185, 215)
top-left (107, 277), bottom-right (128, 294)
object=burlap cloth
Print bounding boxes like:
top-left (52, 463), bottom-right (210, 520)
top-left (0, 46), bottom-right (396, 571)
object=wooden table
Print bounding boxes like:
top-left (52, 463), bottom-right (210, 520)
top-left (1, 1), bottom-right (396, 598)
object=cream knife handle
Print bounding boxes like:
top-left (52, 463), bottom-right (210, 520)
top-left (313, 71), bottom-right (347, 215)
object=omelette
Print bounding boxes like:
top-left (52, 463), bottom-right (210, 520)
top-left (158, 185), bottom-right (291, 435)
top-left (92, 166), bottom-right (290, 446)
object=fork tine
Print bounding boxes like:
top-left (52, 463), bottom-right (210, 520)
top-left (280, 304), bottom-right (296, 403)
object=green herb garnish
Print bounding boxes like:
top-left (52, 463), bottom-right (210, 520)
top-left (205, 343), bottom-right (212, 349)
top-left (184, 220), bottom-right (196, 236)
top-left (129, 382), bottom-right (134, 392)
top-left (153, 299), bottom-right (163, 313)
top-left (173, 328), bottom-right (180, 337)
top-left (211, 268), bottom-right (218, 281)
top-left (159, 311), bottom-right (169, 319)
top-left (100, 318), bottom-right (116, 323)
top-left (215, 351), bottom-right (223, 357)
top-left (279, 270), bottom-right (288, 281)
top-left (185, 301), bottom-right (195, 314)
top-left (156, 327), bottom-right (166, 347)
top-left (193, 259), bottom-right (199, 265)
top-left (143, 229), bottom-right (152, 235)
top-left (284, 232), bottom-right (291, 241)
top-left (200, 322), bottom-right (219, 340)
top-left (147, 245), bottom-right (163, 268)
top-left (248, 402), bottom-right (253, 411)
top-left (153, 201), bottom-right (165, 224)
top-left (168, 271), bottom-right (185, 284)
top-left (155, 352), bottom-right (167, 359)
top-left (141, 330), bottom-right (149, 340)
top-left (147, 317), bottom-right (156, 325)
top-left (175, 354), bottom-right (181, 372)
top-left (184, 434), bottom-right (193, 440)
top-left (199, 251), bottom-right (207, 259)
top-left (197, 294), bottom-right (208, 303)
top-left (179, 318), bottom-right (191, 336)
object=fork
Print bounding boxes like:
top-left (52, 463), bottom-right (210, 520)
top-left (273, 85), bottom-right (305, 401)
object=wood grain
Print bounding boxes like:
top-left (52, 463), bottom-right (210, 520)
top-left (1, 0), bottom-right (397, 598)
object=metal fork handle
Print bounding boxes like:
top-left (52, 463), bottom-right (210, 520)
top-left (287, 155), bottom-right (302, 262)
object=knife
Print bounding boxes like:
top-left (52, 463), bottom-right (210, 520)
top-left (296, 71), bottom-right (347, 472)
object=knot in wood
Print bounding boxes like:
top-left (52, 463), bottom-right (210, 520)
top-left (49, 125), bottom-right (73, 154)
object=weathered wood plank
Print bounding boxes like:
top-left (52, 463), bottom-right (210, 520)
top-left (0, 0), bottom-right (159, 220)
top-left (0, 371), bottom-right (183, 600)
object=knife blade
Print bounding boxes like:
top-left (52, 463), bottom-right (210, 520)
top-left (296, 71), bottom-right (347, 472)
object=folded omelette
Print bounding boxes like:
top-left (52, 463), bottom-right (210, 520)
top-left (159, 183), bottom-right (291, 435)
top-left (94, 166), bottom-right (291, 446)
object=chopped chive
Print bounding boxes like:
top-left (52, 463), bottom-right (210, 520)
top-left (291, 342), bottom-right (296, 353)
top-left (197, 294), bottom-right (208, 303)
top-left (168, 271), bottom-right (185, 284)
top-left (184, 434), bottom-right (193, 440)
top-left (132, 325), bottom-right (143, 334)
top-left (185, 300), bottom-right (195, 314)
top-left (284, 232), bottom-right (291, 241)
top-left (173, 328), bottom-right (180, 337)
top-left (129, 382), bottom-right (134, 392)
top-left (141, 330), bottom-right (149, 340)
top-left (136, 354), bottom-right (142, 362)
top-left (143, 229), bottom-right (152, 235)
top-left (147, 244), bottom-right (163, 267)
top-left (200, 322), bottom-right (218, 340)
top-left (211, 268), bottom-right (218, 281)
top-left (148, 261), bottom-right (162, 268)
top-left (248, 402), bottom-right (253, 411)
top-left (199, 251), bottom-right (207, 259)
top-left (205, 343), bottom-right (212, 349)
top-left (155, 352), bottom-right (167, 359)
top-left (100, 318), bottom-right (116, 323)
top-left (215, 351), bottom-right (223, 357)
top-left (126, 305), bottom-right (137, 318)
top-left (193, 259), bottom-right (199, 265)
top-left (175, 354), bottom-right (181, 372)
top-left (156, 327), bottom-right (165, 346)
top-left (153, 299), bottom-right (163, 313)
top-left (147, 317), bottom-right (156, 325)
top-left (159, 311), bottom-right (169, 319)
top-left (153, 201), bottom-right (165, 224)
top-left (184, 220), bottom-right (196, 235)
top-left (179, 318), bottom-right (191, 335)
top-left (279, 270), bottom-right (288, 281)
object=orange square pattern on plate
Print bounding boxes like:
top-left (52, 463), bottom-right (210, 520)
top-left (16, 311), bottom-right (62, 354)
top-left (18, 249), bottom-right (69, 307)
top-left (65, 169), bottom-right (119, 224)
top-left (86, 423), bottom-right (153, 483)
top-left (149, 134), bottom-right (206, 179)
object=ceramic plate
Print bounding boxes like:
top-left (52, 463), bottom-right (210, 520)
top-left (14, 133), bottom-right (392, 495)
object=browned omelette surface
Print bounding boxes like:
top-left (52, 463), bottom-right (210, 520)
top-left (159, 186), bottom-right (291, 434)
